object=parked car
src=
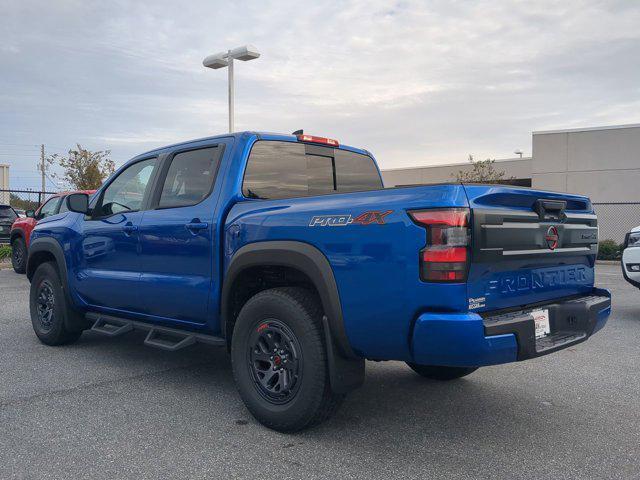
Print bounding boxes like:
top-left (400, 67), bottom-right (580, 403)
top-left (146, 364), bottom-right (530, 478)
top-left (622, 225), bottom-right (640, 289)
top-left (10, 190), bottom-right (95, 273)
top-left (15, 209), bottom-right (26, 218)
top-left (26, 131), bottom-right (611, 432)
top-left (0, 204), bottom-right (19, 244)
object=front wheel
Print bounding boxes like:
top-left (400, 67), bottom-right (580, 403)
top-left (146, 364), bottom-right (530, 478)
top-left (231, 287), bottom-right (344, 432)
top-left (406, 363), bottom-right (478, 381)
top-left (29, 262), bottom-right (83, 346)
top-left (11, 237), bottom-right (27, 274)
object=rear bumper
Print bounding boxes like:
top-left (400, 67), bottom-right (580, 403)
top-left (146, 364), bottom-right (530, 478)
top-left (410, 288), bottom-right (611, 367)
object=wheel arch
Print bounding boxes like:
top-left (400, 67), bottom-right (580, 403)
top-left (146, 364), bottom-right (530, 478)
top-left (27, 237), bottom-right (68, 285)
top-left (221, 241), bottom-right (355, 359)
top-left (27, 237), bottom-right (87, 332)
top-left (10, 228), bottom-right (25, 245)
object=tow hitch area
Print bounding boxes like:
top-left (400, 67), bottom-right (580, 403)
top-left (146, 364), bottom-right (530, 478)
top-left (482, 291), bottom-right (610, 360)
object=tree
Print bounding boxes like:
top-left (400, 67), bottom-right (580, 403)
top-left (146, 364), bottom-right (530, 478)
top-left (9, 193), bottom-right (39, 212)
top-left (47, 145), bottom-right (115, 190)
top-left (454, 154), bottom-right (511, 183)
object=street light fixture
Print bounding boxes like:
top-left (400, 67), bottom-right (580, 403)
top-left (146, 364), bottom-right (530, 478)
top-left (203, 44), bottom-right (260, 133)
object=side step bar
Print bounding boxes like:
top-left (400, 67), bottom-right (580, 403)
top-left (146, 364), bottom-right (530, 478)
top-left (86, 312), bottom-right (225, 352)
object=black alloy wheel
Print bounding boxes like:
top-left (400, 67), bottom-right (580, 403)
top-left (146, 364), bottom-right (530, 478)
top-left (231, 287), bottom-right (344, 432)
top-left (248, 319), bottom-right (303, 404)
top-left (11, 237), bottom-right (27, 273)
top-left (29, 261), bottom-right (83, 346)
top-left (35, 279), bottom-right (56, 332)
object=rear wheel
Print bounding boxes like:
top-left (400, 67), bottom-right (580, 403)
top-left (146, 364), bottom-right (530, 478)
top-left (231, 287), bottom-right (343, 432)
top-left (29, 262), bottom-right (83, 346)
top-left (11, 237), bottom-right (27, 274)
top-left (406, 363), bottom-right (478, 381)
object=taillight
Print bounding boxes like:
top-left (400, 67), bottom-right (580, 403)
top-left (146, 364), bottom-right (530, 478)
top-left (408, 208), bottom-right (470, 282)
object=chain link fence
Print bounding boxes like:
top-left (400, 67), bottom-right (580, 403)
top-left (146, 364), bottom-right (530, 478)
top-left (593, 202), bottom-right (640, 244)
top-left (0, 189), bottom-right (58, 214)
top-left (0, 189), bottom-right (637, 246)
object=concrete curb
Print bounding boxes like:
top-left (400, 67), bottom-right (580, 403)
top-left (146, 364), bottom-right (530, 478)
top-left (596, 260), bottom-right (621, 265)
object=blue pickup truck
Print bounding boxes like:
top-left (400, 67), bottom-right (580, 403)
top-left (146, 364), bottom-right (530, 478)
top-left (27, 131), bottom-right (611, 431)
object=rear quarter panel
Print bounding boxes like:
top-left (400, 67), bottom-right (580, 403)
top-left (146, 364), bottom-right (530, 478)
top-left (225, 185), bottom-right (470, 360)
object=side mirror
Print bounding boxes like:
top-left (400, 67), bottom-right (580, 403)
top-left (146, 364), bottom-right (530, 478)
top-left (66, 193), bottom-right (90, 214)
top-left (25, 210), bottom-right (35, 218)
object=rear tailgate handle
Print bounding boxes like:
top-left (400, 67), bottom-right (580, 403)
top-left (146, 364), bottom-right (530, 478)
top-left (534, 199), bottom-right (566, 220)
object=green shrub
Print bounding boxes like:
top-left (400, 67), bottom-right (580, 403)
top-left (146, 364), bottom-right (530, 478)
top-left (0, 245), bottom-right (12, 260)
top-left (597, 239), bottom-right (622, 260)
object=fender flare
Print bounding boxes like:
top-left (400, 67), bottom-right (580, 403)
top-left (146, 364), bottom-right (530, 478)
top-left (27, 237), bottom-right (68, 282)
top-left (27, 237), bottom-right (85, 331)
top-left (222, 241), bottom-right (356, 358)
top-left (221, 241), bottom-right (364, 393)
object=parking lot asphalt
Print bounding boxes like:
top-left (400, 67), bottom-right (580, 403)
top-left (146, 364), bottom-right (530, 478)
top-left (0, 264), bottom-right (638, 480)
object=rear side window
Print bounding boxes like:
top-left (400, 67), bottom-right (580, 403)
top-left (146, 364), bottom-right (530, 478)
top-left (334, 149), bottom-right (384, 193)
top-left (0, 206), bottom-right (17, 221)
top-left (158, 147), bottom-right (222, 209)
top-left (242, 141), bottom-right (382, 200)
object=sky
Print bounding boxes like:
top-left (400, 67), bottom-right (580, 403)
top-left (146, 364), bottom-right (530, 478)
top-left (1, 0), bottom-right (639, 190)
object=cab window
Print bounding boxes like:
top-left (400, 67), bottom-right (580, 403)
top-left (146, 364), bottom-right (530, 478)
top-left (158, 147), bottom-right (222, 209)
top-left (0, 205), bottom-right (18, 221)
top-left (242, 141), bottom-right (382, 200)
top-left (93, 158), bottom-right (156, 218)
top-left (36, 197), bottom-right (62, 220)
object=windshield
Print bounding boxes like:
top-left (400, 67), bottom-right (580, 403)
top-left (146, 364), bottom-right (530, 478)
top-left (0, 206), bottom-right (17, 221)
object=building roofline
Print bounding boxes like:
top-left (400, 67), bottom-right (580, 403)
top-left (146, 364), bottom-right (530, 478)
top-left (533, 123), bottom-right (640, 135)
top-left (381, 157), bottom-right (531, 172)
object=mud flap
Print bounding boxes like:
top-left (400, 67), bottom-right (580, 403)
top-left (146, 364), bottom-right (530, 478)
top-left (322, 315), bottom-right (365, 394)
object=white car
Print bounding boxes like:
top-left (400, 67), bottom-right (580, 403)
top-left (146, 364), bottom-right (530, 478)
top-left (622, 225), bottom-right (640, 289)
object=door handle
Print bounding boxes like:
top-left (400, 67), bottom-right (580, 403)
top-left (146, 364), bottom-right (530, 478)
top-left (186, 221), bottom-right (208, 233)
top-left (122, 223), bottom-right (138, 235)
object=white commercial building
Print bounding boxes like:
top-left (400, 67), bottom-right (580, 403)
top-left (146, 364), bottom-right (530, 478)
top-left (382, 124), bottom-right (640, 242)
top-left (0, 164), bottom-right (9, 205)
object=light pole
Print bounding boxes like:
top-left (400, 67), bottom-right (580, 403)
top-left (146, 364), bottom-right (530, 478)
top-left (203, 45), bottom-right (260, 133)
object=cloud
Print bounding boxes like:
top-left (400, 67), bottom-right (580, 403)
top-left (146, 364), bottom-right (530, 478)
top-left (1, 0), bottom-right (639, 189)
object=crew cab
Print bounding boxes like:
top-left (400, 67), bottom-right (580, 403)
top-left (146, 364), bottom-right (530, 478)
top-left (26, 131), bottom-right (611, 432)
top-left (622, 225), bottom-right (640, 289)
top-left (10, 190), bottom-right (95, 273)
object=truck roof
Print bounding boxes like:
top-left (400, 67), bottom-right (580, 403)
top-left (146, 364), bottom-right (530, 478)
top-left (132, 131), bottom-right (370, 160)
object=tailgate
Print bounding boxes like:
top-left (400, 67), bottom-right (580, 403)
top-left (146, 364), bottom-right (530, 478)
top-left (464, 184), bottom-right (598, 312)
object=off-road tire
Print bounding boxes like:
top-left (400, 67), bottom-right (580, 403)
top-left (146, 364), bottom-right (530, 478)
top-left (231, 287), bottom-right (344, 432)
top-left (11, 236), bottom-right (27, 274)
top-left (406, 363), bottom-right (478, 381)
top-left (29, 261), bottom-right (83, 346)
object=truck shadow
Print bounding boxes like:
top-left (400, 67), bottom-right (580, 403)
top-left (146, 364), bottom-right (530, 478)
top-left (79, 330), bottom-right (572, 451)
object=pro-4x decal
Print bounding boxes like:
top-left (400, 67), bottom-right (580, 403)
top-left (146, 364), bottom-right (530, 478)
top-left (309, 210), bottom-right (392, 227)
